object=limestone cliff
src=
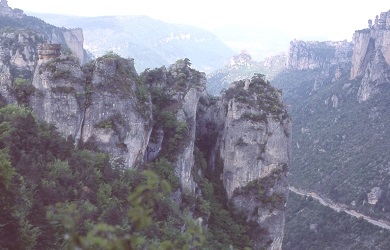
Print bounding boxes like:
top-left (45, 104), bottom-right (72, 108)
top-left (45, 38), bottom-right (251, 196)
top-left (30, 54), bottom-right (153, 168)
top-left (31, 56), bottom-right (85, 139)
top-left (287, 40), bottom-right (353, 71)
top-left (0, 2), bottom-right (88, 64)
top-left (350, 10), bottom-right (390, 102)
top-left (141, 60), bottom-right (207, 193)
top-left (49, 28), bottom-right (86, 64)
top-left (0, 30), bottom-right (41, 103)
top-left (198, 75), bottom-right (291, 249)
top-left (81, 55), bottom-right (152, 168)
top-left (351, 10), bottom-right (390, 80)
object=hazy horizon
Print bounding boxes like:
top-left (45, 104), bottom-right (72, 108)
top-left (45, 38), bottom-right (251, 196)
top-left (7, 0), bottom-right (390, 59)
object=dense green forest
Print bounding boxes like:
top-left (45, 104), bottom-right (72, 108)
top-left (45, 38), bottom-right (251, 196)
top-left (272, 67), bottom-right (390, 221)
top-left (0, 103), bottom-right (227, 249)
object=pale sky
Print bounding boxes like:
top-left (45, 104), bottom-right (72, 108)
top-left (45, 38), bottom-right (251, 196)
top-left (7, 0), bottom-right (390, 41)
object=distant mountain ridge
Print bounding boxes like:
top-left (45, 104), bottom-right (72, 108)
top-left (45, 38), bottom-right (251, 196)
top-left (206, 50), bottom-right (287, 95)
top-left (29, 13), bottom-right (236, 73)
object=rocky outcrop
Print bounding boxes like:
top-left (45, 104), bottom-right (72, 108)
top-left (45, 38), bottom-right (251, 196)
top-left (61, 29), bottom-right (85, 64)
top-left (287, 40), bottom-right (353, 70)
top-left (81, 56), bottom-right (152, 167)
top-left (142, 60), bottom-right (207, 193)
top-left (30, 55), bottom-right (153, 168)
top-left (31, 56), bottom-right (85, 139)
top-left (198, 75), bottom-right (291, 249)
top-left (230, 50), bottom-right (253, 67)
top-left (351, 10), bottom-right (390, 102)
top-left (174, 85), bottom-right (205, 193)
top-left (351, 10), bottom-right (390, 80)
top-left (0, 30), bottom-right (42, 104)
top-left (47, 28), bottom-right (86, 64)
top-left (367, 187), bottom-right (383, 205)
top-left (0, 2), bottom-right (88, 64)
top-left (357, 48), bottom-right (390, 102)
top-left (0, 0), bottom-right (23, 18)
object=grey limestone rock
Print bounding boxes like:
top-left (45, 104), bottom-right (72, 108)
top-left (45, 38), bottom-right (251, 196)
top-left (287, 40), bottom-right (353, 71)
top-left (198, 76), bottom-right (291, 249)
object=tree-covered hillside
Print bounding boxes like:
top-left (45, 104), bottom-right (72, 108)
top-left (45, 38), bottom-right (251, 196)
top-left (283, 192), bottom-right (390, 250)
top-left (272, 66), bottom-right (390, 223)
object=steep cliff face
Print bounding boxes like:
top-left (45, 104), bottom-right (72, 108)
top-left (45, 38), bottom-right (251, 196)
top-left (48, 28), bottom-right (86, 64)
top-left (351, 10), bottom-right (390, 80)
top-left (171, 71), bottom-right (206, 193)
top-left (81, 56), bottom-right (152, 167)
top-left (357, 47), bottom-right (390, 102)
top-left (287, 40), bottom-right (353, 71)
top-left (350, 10), bottom-right (390, 102)
top-left (0, 30), bottom-right (42, 103)
top-left (224, 79), bottom-right (290, 250)
top-left (0, 3), bottom-right (88, 64)
top-left (31, 56), bottom-right (85, 139)
top-left (141, 60), bottom-right (207, 193)
top-left (198, 75), bottom-right (291, 249)
top-left (30, 54), bottom-right (153, 168)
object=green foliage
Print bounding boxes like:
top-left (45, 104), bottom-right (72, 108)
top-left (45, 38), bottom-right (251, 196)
top-left (102, 51), bottom-right (121, 59)
top-left (0, 14), bottom-right (56, 33)
top-left (223, 74), bottom-right (287, 120)
top-left (272, 67), bottom-right (390, 222)
top-left (135, 83), bottom-right (149, 103)
top-left (10, 77), bottom-right (35, 106)
top-left (127, 171), bottom-right (171, 232)
top-left (241, 112), bottom-right (267, 122)
top-left (94, 113), bottom-right (125, 136)
top-left (0, 104), bottom-right (207, 249)
top-left (234, 168), bottom-right (286, 210)
top-left (52, 171), bottom-right (205, 250)
top-left (0, 103), bottom-right (31, 118)
top-left (0, 148), bottom-right (15, 188)
top-left (151, 157), bottom-right (180, 190)
top-left (198, 155), bottom-right (253, 249)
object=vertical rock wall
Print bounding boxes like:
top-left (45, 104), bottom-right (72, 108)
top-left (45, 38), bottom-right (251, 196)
top-left (198, 76), bottom-right (291, 249)
top-left (350, 10), bottom-right (390, 80)
top-left (31, 57), bottom-right (85, 139)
